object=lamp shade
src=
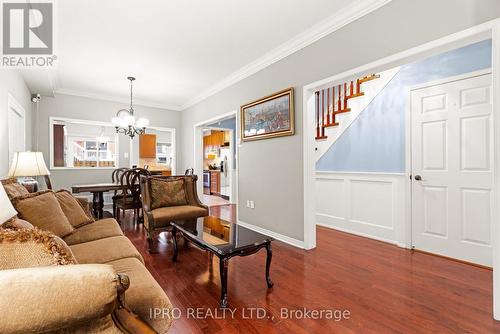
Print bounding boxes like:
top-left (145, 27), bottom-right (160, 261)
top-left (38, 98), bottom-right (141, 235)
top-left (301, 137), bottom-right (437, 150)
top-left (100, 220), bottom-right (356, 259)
top-left (0, 183), bottom-right (17, 225)
top-left (8, 152), bottom-right (50, 177)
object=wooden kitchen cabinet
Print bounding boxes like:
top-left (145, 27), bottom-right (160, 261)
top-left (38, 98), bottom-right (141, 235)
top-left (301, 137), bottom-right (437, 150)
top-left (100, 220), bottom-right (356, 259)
top-left (203, 131), bottom-right (225, 148)
top-left (140, 134), bottom-right (157, 158)
top-left (210, 171), bottom-right (220, 194)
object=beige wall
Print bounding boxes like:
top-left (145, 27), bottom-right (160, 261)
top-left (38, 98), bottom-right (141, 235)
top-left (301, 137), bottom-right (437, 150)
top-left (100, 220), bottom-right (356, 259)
top-left (180, 0), bottom-right (500, 242)
top-left (37, 93), bottom-right (181, 190)
top-left (0, 70), bottom-right (33, 177)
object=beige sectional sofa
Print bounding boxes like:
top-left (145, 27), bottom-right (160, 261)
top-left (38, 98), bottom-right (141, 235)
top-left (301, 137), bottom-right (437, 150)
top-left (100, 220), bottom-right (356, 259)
top-left (0, 179), bottom-right (173, 333)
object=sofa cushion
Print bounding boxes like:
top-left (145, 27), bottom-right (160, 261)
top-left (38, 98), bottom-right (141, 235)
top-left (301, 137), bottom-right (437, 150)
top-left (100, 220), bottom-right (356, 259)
top-left (108, 257), bottom-right (173, 333)
top-left (69, 236), bottom-right (143, 264)
top-left (1, 178), bottom-right (29, 200)
top-left (150, 178), bottom-right (188, 209)
top-left (63, 218), bottom-right (123, 246)
top-left (12, 191), bottom-right (75, 238)
top-left (55, 190), bottom-right (94, 228)
top-left (0, 227), bottom-right (77, 269)
top-left (149, 205), bottom-right (208, 229)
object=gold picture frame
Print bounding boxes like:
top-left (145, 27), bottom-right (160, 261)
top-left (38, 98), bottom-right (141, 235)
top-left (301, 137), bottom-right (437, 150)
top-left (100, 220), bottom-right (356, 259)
top-left (240, 87), bottom-right (295, 142)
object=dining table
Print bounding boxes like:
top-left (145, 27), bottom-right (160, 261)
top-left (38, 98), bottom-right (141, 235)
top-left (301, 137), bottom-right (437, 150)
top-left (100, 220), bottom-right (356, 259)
top-left (72, 182), bottom-right (124, 219)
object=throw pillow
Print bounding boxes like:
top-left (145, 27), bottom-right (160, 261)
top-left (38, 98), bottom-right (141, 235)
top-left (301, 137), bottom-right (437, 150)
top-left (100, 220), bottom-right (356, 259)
top-left (1, 178), bottom-right (29, 200)
top-left (0, 227), bottom-right (77, 269)
top-left (2, 218), bottom-right (34, 230)
top-left (12, 191), bottom-right (75, 238)
top-left (55, 190), bottom-right (94, 228)
top-left (150, 178), bottom-right (188, 210)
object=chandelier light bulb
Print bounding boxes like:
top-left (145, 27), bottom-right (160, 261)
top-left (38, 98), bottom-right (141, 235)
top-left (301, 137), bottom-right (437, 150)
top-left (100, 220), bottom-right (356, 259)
top-left (136, 117), bottom-right (149, 128)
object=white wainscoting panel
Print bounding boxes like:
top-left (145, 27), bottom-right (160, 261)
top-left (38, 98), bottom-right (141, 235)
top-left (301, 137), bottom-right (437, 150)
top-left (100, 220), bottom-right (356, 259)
top-left (315, 172), bottom-right (406, 246)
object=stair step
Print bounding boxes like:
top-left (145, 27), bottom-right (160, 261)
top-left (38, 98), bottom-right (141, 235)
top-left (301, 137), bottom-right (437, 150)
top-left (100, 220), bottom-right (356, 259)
top-left (347, 92), bottom-right (365, 99)
top-left (324, 122), bottom-right (339, 128)
top-left (359, 74), bottom-right (380, 83)
top-left (332, 108), bottom-right (351, 115)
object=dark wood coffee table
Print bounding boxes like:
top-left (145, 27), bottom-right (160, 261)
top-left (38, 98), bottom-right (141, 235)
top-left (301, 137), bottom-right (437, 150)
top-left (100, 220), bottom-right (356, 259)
top-left (171, 216), bottom-right (274, 308)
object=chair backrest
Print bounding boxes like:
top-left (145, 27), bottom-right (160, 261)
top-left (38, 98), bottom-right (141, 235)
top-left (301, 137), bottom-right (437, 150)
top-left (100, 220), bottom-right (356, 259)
top-left (112, 168), bottom-right (129, 183)
top-left (185, 168), bottom-right (194, 175)
top-left (123, 168), bottom-right (151, 201)
top-left (140, 175), bottom-right (201, 211)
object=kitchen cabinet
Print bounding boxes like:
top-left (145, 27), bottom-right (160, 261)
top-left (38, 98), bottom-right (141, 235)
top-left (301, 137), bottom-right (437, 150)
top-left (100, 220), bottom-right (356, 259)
top-left (203, 131), bottom-right (225, 148)
top-left (140, 134), bottom-right (156, 158)
top-left (210, 171), bottom-right (220, 194)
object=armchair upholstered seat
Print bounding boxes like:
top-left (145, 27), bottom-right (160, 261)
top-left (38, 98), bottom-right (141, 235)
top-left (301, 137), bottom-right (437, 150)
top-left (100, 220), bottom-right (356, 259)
top-left (150, 205), bottom-right (208, 227)
top-left (140, 175), bottom-right (209, 252)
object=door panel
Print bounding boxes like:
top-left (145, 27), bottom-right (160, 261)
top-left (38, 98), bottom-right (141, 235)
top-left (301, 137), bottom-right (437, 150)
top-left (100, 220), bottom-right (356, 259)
top-left (411, 72), bottom-right (493, 266)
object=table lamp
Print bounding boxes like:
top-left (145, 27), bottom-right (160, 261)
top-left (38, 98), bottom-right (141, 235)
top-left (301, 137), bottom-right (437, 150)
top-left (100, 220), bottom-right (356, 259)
top-left (0, 183), bottom-right (17, 225)
top-left (8, 152), bottom-right (52, 190)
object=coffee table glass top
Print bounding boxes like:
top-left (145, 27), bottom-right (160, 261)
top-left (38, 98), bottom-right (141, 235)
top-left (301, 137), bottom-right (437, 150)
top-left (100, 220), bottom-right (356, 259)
top-left (172, 216), bottom-right (273, 255)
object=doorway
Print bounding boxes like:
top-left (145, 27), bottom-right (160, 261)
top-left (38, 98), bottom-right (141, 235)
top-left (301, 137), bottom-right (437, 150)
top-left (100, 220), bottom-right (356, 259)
top-left (410, 70), bottom-right (493, 266)
top-left (194, 112), bottom-right (238, 207)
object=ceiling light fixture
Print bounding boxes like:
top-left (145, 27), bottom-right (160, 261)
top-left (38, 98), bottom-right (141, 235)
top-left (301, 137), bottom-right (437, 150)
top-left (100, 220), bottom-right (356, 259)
top-left (111, 76), bottom-right (149, 139)
top-left (96, 126), bottom-right (110, 143)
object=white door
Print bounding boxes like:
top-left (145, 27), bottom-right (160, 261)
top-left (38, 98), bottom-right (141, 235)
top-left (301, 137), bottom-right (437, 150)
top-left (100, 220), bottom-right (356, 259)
top-left (411, 72), bottom-right (493, 266)
top-left (8, 94), bottom-right (26, 164)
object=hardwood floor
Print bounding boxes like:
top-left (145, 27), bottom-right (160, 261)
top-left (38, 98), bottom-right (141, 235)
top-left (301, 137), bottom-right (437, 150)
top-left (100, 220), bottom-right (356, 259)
top-left (123, 205), bottom-right (500, 333)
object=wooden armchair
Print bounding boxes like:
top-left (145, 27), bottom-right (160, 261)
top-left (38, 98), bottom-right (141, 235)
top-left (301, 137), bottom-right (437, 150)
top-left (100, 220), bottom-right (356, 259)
top-left (140, 175), bottom-right (209, 253)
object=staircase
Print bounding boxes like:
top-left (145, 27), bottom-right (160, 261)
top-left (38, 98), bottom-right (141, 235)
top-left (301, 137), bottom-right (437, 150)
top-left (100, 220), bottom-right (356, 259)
top-left (314, 67), bottom-right (401, 162)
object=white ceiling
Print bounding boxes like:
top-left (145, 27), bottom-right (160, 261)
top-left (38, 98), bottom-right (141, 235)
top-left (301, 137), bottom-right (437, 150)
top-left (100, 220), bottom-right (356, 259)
top-left (20, 0), bottom-right (389, 110)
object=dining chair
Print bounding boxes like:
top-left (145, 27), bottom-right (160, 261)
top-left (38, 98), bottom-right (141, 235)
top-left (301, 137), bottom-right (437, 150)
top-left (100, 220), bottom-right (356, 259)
top-left (115, 168), bottom-right (151, 224)
top-left (112, 167), bottom-right (130, 218)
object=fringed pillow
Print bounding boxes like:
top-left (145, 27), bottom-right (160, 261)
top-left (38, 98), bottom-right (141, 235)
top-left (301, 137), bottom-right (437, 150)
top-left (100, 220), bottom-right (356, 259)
top-left (0, 227), bottom-right (77, 270)
top-left (150, 178), bottom-right (188, 209)
top-left (11, 191), bottom-right (75, 237)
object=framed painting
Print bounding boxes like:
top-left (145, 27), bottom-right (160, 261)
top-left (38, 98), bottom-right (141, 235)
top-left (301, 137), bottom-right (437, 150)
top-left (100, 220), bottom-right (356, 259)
top-left (240, 87), bottom-right (294, 142)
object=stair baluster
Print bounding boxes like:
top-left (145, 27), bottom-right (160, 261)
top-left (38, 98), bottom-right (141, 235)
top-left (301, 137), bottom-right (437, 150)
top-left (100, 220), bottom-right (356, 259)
top-left (315, 92), bottom-right (320, 139)
top-left (343, 83), bottom-right (348, 110)
top-left (326, 87), bottom-right (331, 125)
top-left (321, 90), bottom-right (326, 137)
top-left (337, 84), bottom-right (341, 111)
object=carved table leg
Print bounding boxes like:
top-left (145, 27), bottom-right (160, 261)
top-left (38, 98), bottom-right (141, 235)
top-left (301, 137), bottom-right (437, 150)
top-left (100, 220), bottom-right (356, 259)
top-left (92, 192), bottom-right (99, 218)
top-left (172, 226), bottom-right (178, 262)
top-left (92, 191), bottom-right (105, 219)
top-left (265, 242), bottom-right (274, 288)
top-left (219, 257), bottom-right (229, 308)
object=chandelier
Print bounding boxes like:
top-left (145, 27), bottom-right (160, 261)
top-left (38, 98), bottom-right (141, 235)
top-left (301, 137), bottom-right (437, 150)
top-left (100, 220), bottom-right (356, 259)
top-left (111, 76), bottom-right (149, 139)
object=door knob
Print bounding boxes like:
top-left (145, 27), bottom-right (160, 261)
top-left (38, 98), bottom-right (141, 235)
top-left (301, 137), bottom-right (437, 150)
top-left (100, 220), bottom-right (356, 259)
top-left (414, 175), bottom-right (422, 181)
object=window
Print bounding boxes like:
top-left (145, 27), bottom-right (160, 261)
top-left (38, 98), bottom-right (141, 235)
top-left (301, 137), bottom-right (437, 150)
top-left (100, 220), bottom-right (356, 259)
top-left (50, 118), bottom-right (118, 169)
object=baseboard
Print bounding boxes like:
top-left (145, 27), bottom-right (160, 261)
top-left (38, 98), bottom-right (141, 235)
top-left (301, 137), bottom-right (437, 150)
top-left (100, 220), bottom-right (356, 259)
top-left (316, 222), bottom-right (401, 247)
top-left (237, 220), bottom-right (305, 249)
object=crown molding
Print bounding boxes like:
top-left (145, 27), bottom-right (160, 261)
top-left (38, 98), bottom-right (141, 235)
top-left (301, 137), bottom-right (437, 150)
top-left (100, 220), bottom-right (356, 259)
top-left (180, 0), bottom-right (393, 110)
top-left (54, 88), bottom-right (182, 111)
